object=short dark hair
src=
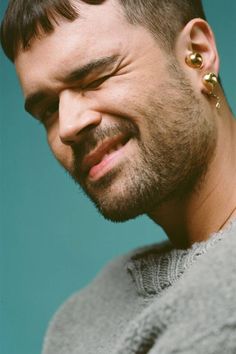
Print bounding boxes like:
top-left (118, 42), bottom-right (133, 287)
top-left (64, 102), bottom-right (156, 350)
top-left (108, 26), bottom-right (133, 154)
top-left (0, 0), bottom-right (206, 62)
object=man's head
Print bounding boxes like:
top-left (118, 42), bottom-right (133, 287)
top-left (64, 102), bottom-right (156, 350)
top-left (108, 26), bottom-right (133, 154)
top-left (1, 0), bottom-right (220, 222)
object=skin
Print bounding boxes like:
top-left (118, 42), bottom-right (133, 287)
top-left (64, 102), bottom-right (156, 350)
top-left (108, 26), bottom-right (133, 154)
top-left (15, 0), bottom-right (236, 248)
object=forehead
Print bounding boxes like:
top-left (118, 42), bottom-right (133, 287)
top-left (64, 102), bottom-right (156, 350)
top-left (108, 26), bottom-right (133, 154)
top-left (15, 0), bottom-right (141, 95)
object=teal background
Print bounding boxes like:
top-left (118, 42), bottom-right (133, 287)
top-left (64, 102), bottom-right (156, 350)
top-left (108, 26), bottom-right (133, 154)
top-left (0, 1), bottom-right (235, 353)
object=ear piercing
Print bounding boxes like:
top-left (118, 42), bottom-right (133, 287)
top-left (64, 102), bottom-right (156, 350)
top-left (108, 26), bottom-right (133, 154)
top-left (202, 72), bottom-right (221, 109)
top-left (185, 52), bottom-right (203, 68)
top-left (202, 72), bottom-right (218, 92)
top-left (185, 52), bottom-right (220, 110)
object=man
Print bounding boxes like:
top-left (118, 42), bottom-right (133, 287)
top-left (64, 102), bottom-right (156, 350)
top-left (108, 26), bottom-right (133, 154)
top-left (1, 0), bottom-right (236, 353)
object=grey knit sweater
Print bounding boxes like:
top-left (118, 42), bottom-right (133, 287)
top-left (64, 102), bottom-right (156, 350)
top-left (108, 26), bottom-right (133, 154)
top-left (42, 220), bottom-right (236, 354)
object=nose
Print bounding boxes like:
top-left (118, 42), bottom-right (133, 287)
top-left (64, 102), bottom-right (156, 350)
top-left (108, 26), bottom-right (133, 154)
top-left (59, 90), bottom-right (102, 145)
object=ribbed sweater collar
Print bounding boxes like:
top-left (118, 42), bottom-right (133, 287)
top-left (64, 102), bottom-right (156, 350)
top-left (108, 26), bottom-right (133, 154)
top-left (126, 219), bottom-right (236, 297)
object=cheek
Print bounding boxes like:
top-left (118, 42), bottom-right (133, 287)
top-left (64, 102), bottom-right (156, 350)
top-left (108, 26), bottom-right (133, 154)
top-left (91, 78), bottom-right (146, 125)
top-left (106, 80), bottom-right (157, 135)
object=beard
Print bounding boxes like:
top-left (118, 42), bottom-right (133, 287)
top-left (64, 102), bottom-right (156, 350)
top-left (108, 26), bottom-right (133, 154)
top-left (68, 62), bottom-right (217, 222)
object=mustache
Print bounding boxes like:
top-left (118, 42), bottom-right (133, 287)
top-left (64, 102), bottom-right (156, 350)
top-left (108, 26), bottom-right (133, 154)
top-left (71, 119), bottom-right (139, 174)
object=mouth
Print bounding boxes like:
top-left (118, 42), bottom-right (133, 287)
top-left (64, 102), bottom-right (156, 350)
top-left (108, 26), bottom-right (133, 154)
top-left (81, 134), bottom-right (131, 181)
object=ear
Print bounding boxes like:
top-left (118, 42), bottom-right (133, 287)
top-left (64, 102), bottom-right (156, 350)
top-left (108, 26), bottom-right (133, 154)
top-left (175, 19), bottom-right (220, 90)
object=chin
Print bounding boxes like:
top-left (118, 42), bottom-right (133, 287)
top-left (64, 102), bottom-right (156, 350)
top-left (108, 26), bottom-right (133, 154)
top-left (96, 203), bottom-right (143, 223)
top-left (91, 190), bottom-right (150, 223)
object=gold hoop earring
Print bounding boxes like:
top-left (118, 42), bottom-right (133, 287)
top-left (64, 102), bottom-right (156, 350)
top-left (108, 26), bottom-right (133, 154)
top-left (185, 52), bottom-right (203, 69)
top-left (203, 72), bottom-right (220, 109)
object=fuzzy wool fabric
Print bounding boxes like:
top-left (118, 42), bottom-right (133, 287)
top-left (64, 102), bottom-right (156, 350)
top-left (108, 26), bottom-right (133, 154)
top-left (42, 220), bottom-right (236, 354)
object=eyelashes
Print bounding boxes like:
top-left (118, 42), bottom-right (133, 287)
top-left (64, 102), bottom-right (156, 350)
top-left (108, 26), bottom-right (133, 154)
top-left (39, 99), bottom-right (59, 124)
top-left (83, 75), bottom-right (111, 90)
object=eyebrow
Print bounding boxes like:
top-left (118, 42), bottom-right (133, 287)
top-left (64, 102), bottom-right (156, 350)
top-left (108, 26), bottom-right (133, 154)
top-left (63, 55), bottom-right (120, 83)
top-left (24, 55), bottom-right (120, 116)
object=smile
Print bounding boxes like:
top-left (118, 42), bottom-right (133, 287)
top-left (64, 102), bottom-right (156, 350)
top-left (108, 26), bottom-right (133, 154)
top-left (82, 135), bottom-right (130, 181)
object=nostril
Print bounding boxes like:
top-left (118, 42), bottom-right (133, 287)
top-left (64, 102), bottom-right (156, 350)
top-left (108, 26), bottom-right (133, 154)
top-left (59, 122), bottom-right (80, 144)
top-left (79, 124), bottom-right (97, 135)
top-left (61, 138), bottom-right (75, 145)
top-left (60, 124), bottom-right (94, 145)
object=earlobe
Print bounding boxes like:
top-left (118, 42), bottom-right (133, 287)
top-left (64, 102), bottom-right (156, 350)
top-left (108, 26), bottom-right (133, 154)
top-left (202, 72), bottom-right (221, 109)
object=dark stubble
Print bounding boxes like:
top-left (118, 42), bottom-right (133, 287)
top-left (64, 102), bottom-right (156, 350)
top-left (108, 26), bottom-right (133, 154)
top-left (70, 62), bottom-right (217, 222)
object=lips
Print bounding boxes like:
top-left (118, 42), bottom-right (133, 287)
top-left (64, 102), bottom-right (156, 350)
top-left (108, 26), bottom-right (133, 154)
top-left (81, 134), bottom-right (129, 175)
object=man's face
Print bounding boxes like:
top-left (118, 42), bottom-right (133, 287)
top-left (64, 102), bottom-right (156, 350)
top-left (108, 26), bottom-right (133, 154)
top-left (16, 0), bottom-right (216, 221)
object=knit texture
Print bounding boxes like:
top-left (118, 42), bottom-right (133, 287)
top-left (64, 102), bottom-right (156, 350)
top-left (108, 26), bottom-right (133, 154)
top-left (115, 219), bottom-right (236, 354)
top-left (42, 219), bottom-right (236, 354)
top-left (126, 225), bottom-right (228, 297)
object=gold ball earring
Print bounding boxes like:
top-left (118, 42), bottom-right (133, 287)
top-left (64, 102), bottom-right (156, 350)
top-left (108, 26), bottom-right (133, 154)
top-left (202, 72), bottom-right (220, 109)
top-left (185, 52), bottom-right (203, 69)
top-left (202, 72), bottom-right (218, 92)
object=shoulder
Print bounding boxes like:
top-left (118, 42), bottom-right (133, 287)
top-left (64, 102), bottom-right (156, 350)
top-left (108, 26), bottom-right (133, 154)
top-left (113, 222), bottom-right (236, 354)
top-left (42, 241), bottom-right (167, 352)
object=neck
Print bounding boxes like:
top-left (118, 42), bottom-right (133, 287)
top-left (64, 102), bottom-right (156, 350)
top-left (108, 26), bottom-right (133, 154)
top-left (149, 99), bottom-right (236, 249)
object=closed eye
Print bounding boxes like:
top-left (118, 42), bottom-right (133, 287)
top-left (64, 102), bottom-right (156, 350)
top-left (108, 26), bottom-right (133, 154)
top-left (84, 75), bottom-right (111, 90)
top-left (33, 76), bottom-right (110, 124)
top-left (39, 99), bottom-right (59, 124)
